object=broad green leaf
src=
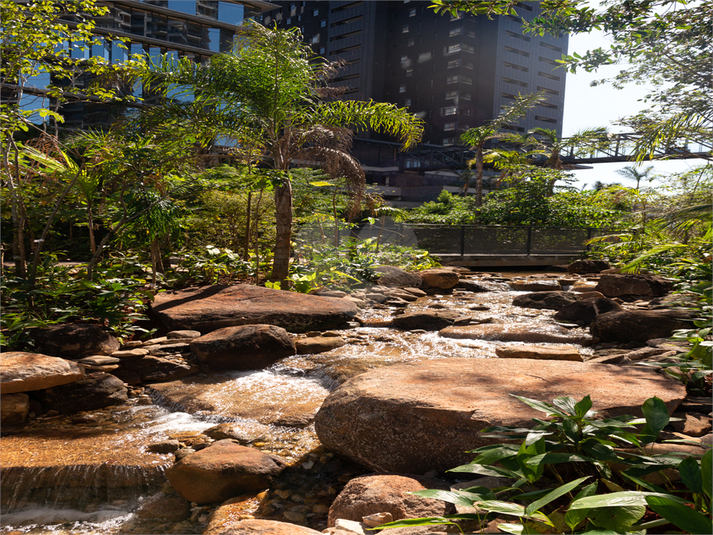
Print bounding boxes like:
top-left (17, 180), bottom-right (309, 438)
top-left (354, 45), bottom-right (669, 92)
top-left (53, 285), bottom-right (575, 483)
top-left (702, 449), bottom-right (712, 500)
top-left (581, 441), bottom-right (619, 462)
top-left (678, 456), bottom-right (703, 494)
top-left (619, 471), bottom-right (665, 493)
top-left (646, 495), bottom-right (713, 535)
top-left (525, 452), bottom-right (592, 466)
top-left (525, 476), bottom-right (590, 517)
top-left (574, 395), bottom-right (594, 418)
top-left (552, 395), bottom-right (578, 416)
top-left (563, 417), bottom-right (580, 442)
top-left (376, 516), bottom-right (459, 529)
top-left (410, 489), bottom-right (484, 507)
top-left (565, 481), bottom-right (599, 531)
top-left (472, 443), bottom-right (520, 465)
top-left (477, 500), bottom-right (550, 523)
top-left (570, 491), bottom-right (687, 509)
top-left (496, 523), bottom-right (524, 535)
top-left (588, 505), bottom-right (646, 531)
top-left (640, 397), bottom-right (669, 442)
top-left (510, 394), bottom-right (567, 417)
top-left (449, 463), bottom-right (519, 479)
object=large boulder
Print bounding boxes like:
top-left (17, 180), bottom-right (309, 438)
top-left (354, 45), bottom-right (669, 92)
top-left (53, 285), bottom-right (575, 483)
top-left (512, 291), bottom-right (577, 311)
top-left (1, 352), bottom-right (84, 394)
top-left (419, 268), bottom-right (460, 290)
top-left (190, 325), bottom-right (296, 370)
top-left (31, 323), bottom-right (120, 359)
top-left (205, 518), bottom-right (322, 535)
top-left (391, 310), bottom-right (462, 331)
top-left (590, 309), bottom-right (694, 343)
top-left (296, 336), bottom-right (346, 355)
top-left (165, 439), bottom-right (284, 504)
top-left (38, 372), bottom-right (128, 413)
top-left (495, 345), bottom-right (582, 361)
top-left (151, 284), bottom-right (357, 334)
top-left (112, 355), bottom-right (199, 385)
top-left (567, 259), bottom-right (611, 274)
top-left (328, 474), bottom-right (454, 527)
top-left (458, 279), bottom-right (510, 293)
top-left (439, 324), bottom-right (592, 345)
top-left (553, 297), bottom-right (623, 326)
top-left (595, 274), bottom-right (673, 298)
top-left (314, 359), bottom-right (685, 474)
top-left (508, 279), bottom-right (562, 292)
top-left (1, 393), bottom-right (30, 425)
top-left (372, 266), bottom-right (423, 288)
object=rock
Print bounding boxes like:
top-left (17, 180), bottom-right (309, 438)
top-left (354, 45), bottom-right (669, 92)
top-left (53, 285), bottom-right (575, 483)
top-left (372, 266), bottom-right (423, 288)
top-left (362, 512), bottom-right (394, 527)
top-left (148, 440), bottom-right (182, 454)
top-left (512, 291), bottom-right (577, 311)
top-left (439, 324), bottom-right (592, 345)
top-left (296, 336), bottom-right (346, 355)
top-left (204, 518), bottom-right (322, 535)
top-left (385, 289), bottom-right (420, 302)
top-left (333, 519), bottom-right (366, 534)
top-left (39, 372), bottom-right (128, 413)
top-left (508, 279), bottom-right (562, 292)
top-left (570, 280), bottom-right (599, 292)
top-left (167, 330), bottom-right (202, 340)
top-left (165, 439), bottom-right (284, 504)
top-left (419, 268), bottom-right (460, 290)
top-left (553, 297), bottom-right (623, 326)
top-left (670, 413), bottom-right (712, 437)
top-left (595, 274), bottom-right (673, 298)
top-left (495, 345), bottom-right (582, 361)
top-left (314, 359), bottom-right (685, 473)
top-left (1, 393), bottom-right (30, 425)
top-left (383, 297), bottom-right (411, 307)
top-left (590, 309), bottom-right (694, 343)
top-left (567, 259), bottom-right (611, 274)
top-left (30, 323), bottom-right (120, 359)
top-left (391, 310), bottom-right (462, 331)
top-left (403, 287), bottom-right (427, 298)
top-left (135, 491), bottom-right (191, 521)
top-left (111, 348), bottom-right (150, 359)
top-left (190, 325), bottom-right (296, 370)
top-left (77, 355), bottom-right (121, 366)
top-left (458, 279), bottom-right (510, 292)
top-left (151, 284), bottom-right (358, 334)
top-left (113, 355), bottom-right (199, 385)
top-left (1, 352), bottom-right (84, 394)
top-left (328, 474), bottom-right (454, 527)
top-left (204, 422), bottom-right (271, 444)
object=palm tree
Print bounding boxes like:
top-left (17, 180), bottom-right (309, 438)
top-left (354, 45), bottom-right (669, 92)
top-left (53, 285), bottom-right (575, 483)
top-left (140, 23), bottom-right (424, 283)
top-left (616, 165), bottom-right (655, 190)
top-left (460, 92), bottom-right (546, 206)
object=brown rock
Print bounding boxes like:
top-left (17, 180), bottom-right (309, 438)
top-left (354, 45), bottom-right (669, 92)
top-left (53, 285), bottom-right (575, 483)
top-left (372, 266), bottom-right (423, 288)
top-left (314, 359), bottom-right (685, 474)
top-left (190, 325), bottom-right (296, 370)
top-left (1, 352), bottom-right (84, 394)
top-left (590, 309), bottom-right (694, 343)
top-left (670, 413), bottom-right (712, 437)
top-left (553, 297), bottom-right (623, 326)
top-left (420, 269), bottom-right (460, 290)
top-left (567, 259), bottom-right (611, 274)
top-left (203, 422), bottom-right (271, 444)
top-left (167, 330), bottom-right (202, 340)
top-left (39, 372), bottom-right (128, 413)
top-left (512, 291), bottom-right (577, 311)
top-left (328, 474), bottom-right (454, 527)
top-left (391, 310), bottom-right (462, 331)
top-left (205, 518), bottom-right (322, 535)
top-left (508, 279), bottom-right (562, 292)
top-left (30, 323), bottom-right (120, 359)
top-left (439, 324), bottom-right (592, 345)
top-left (135, 491), bottom-right (191, 521)
top-left (296, 336), bottom-right (346, 355)
top-left (1, 393), bottom-right (29, 425)
top-left (165, 440), bottom-right (284, 504)
top-left (595, 274), bottom-right (673, 298)
top-left (495, 345), bottom-right (582, 361)
top-left (151, 284), bottom-right (357, 334)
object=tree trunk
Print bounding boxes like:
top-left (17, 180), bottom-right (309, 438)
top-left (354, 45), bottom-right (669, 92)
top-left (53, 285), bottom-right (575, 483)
top-left (475, 145), bottom-right (484, 207)
top-left (244, 190), bottom-right (252, 261)
top-left (271, 180), bottom-right (293, 282)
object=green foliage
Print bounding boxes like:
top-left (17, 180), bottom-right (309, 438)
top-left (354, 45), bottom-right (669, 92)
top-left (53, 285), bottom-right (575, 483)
top-left (379, 395), bottom-right (712, 534)
top-left (1, 253), bottom-right (154, 349)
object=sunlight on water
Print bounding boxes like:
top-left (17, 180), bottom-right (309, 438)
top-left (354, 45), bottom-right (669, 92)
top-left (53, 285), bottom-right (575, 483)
top-left (0, 507), bottom-right (134, 533)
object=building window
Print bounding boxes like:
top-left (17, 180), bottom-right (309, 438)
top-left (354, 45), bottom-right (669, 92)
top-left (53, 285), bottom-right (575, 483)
top-left (399, 85), bottom-right (406, 93)
top-left (505, 45), bottom-right (530, 57)
top-left (404, 98), bottom-right (411, 106)
top-left (466, 30), bottom-right (475, 38)
top-left (540, 42), bottom-right (563, 53)
top-left (407, 38), bottom-right (415, 47)
top-left (311, 35), bottom-right (320, 44)
top-left (446, 75), bottom-right (458, 84)
top-left (535, 115), bottom-right (558, 124)
top-left (462, 44), bottom-right (474, 53)
top-left (462, 76), bottom-right (472, 85)
top-left (408, 8), bottom-right (416, 17)
top-left (444, 122), bottom-right (456, 131)
top-left (447, 59), bottom-right (460, 69)
top-left (445, 90), bottom-right (457, 100)
top-left (504, 76), bottom-right (528, 87)
top-left (320, 19), bottom-right (326, 27)
top-left (443, 137), bottom-right (456, 146)
top-left (319, 47), bottom-right (326, 54)
top-left (539, 71), bottom-right (561, 81)
top-left (402, 25), bottom-right (409, 33)
top-left (286, 17), bottom-right (291, 24)
top-left (401, 55), bottom-right (408, 63)
top-left (405, 68), bottom-right (413, 77)
top-left (313, 8), bottom-right (319, 16)
top-left (447, 44), bottom-right (461, 54)
top-left (461, 92), bottom-right (471, 100)
top-left (449, 27), bottom-right (461, 37)
top-left (443, 106), bottom-right (457, 116)
top-left (505, 61), bottom-right (529, 72)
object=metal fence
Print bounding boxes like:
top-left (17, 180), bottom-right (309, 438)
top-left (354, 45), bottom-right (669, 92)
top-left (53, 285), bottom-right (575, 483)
top-left (294, 223), bottom-right (607, 257)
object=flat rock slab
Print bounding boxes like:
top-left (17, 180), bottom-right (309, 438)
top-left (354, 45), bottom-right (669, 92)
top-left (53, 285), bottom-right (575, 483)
top-left (314, 358), bottom-right (685, 474)
top-left (440, 324), bottom-right (592, 345)
top-left (1, 352), bottom-right (84, 394)
top-left (151, 284), bottom-right (358, 334)
top-left (495, 344), bottom-right (582, 361)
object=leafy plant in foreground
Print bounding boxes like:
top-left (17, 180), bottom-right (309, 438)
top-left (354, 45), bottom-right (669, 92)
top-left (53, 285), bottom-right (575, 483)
top-left (377, 395), bottom-right (711, 534)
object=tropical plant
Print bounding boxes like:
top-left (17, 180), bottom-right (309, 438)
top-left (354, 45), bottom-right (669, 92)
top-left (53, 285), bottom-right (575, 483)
top-left (617, 165), bottom-right (656, 191)
top-left (139, 22), bottom-right (424, 283)
top-left (378, 395), bottom-right (712, 534)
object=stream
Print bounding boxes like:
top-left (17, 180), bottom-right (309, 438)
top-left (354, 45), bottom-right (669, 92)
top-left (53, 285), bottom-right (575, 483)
top-left (1, 272), bottom-right (595, 534)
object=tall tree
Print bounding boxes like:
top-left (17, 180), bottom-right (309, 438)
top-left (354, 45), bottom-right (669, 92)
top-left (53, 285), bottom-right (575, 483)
top-left (140, 23), bottom-right (423, 282)
top-left (616, 165), bottom-right (655, 191)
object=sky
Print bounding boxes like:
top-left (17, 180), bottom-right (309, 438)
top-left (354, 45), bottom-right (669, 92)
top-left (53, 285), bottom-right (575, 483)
top-left (560, 30), bottom-right (707, 190)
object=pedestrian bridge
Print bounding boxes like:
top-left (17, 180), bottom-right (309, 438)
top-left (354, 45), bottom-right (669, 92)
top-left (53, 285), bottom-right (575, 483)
top-left (295, 223), bottom-right (607, 268)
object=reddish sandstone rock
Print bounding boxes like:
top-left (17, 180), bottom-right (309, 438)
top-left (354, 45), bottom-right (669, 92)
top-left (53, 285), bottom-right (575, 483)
top-left (151, 284), bottom-right (357, 334)
top-left (31, 323), bottom-right (120, 359)
top-left (205, 518), bottom-right (322, 535)
top-left (495, 344), bottom-right (582, 361)
top-left (594, 274), bottom-right (673, 298)
top-left (1, 352), bottom-right (84, 394)
top-left (553, 297), bottom-right (623, 326)
top-left (419, 268), bottom-right (460, 290)
top-left (314, 359), bottom-right (685, 474)
top-left (165, 440), bottom-right (284, 504)
top-left (440, 323), bottom-right (592, 345)
top-left (590, 309), bottom-right (694, 343)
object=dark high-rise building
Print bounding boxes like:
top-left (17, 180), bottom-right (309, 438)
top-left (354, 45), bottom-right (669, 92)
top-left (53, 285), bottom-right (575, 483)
top-left (260, 1), bottom-right (568, 146)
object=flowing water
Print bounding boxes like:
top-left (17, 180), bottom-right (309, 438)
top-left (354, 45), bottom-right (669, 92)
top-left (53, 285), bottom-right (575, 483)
top-left (1, 275), bottom-right (593, 534)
